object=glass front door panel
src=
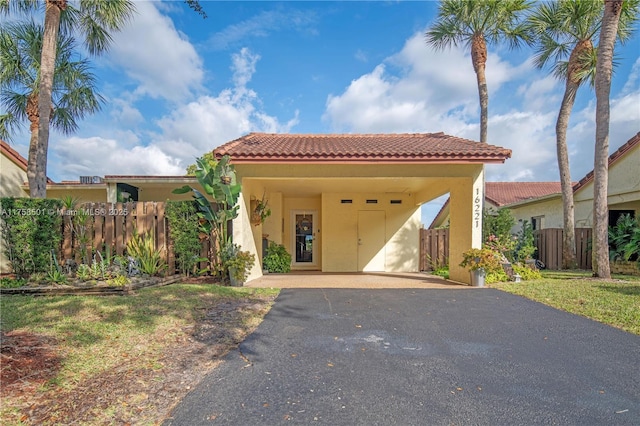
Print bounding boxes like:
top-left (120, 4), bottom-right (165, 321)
top-left (295, 214), bottom-right (313, 263)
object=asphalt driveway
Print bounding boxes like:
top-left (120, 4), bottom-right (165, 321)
top-left (165, 289), bottom-right (640, 425)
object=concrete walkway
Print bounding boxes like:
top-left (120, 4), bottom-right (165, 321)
top-left (246, 271), bottom-right (470, 289)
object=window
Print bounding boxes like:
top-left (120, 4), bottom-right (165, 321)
top-left (531, 216), bottom-right (544, 231)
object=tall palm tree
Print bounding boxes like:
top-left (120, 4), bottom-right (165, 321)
top-left (1, 0), bottom-right (136, 198)
top-left (592, 0), bottom-right (639, 278)
top-left (0, 20), bottom-right (103, 160)
top-left (426, 0), bottom-right (533, 143)
top-left (531, 1), bottom-right (604, 269)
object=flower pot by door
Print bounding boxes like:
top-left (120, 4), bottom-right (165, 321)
top-left (470, 268), bottom-right (485, 287)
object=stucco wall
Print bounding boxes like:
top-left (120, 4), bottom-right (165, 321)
top-left (321, 192), bottom-right (420, 273)
top-left (508, 196), bottom-right (564, 232)
top-left (573, 148), bottom-right (640, 227)
top-left (448, 171), bottom-right (484, 284)
top-left (46, 187), bottom-right (108, 202)
top-left (0, 154), bottom-right (28, 198)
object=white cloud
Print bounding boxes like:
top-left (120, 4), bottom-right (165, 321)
top-left (209, 9), bottom-right (319, 50)
top-left (108, 1), bottom-right (203, 102)
top-left (51, 137), bottom-right (184, 178)
top-left (322, 28), bottom-right (638, 185)
top-left (51, 48), bottom-right (298, 181)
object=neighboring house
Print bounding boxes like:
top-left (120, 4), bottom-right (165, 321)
top-left (214, 132), bottom-right (511, 284)
top-left (429, 131), bottom-right (640, 232)
top-left (1, 140), bottom-right (30, 198)
top-left (430, 182), bottom-right (564, 231)
top-left (21, 175), bottom-right (202, 203)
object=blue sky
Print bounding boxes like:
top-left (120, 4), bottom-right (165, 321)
top-left (6, 1), bottom-right (640, 225)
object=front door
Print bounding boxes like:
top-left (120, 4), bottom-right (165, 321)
top-left (358, 210), bottom-right (386, 272)
top-left (292, 211), bottom-right (318, 268)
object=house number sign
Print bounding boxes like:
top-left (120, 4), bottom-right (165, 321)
top-left (474, 187), bottom-right (481, 229)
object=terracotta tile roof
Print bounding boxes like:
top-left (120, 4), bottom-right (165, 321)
top-left (573, 132), bottom-right (640, 193)
top-left (486, 182), bottom-right (565, 207)
top-left (214, 132), bottom-right (511, 163)
top-left (1, 139), bottom-right (54, 183)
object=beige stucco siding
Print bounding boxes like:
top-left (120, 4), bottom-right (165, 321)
top-left (448, 170), bottom-right (484, 284)
top-left (0, 154), bottom-right (28, 198)
top-left (573, 147), bottom-right (640, 227)
top-left (508, 196), bottom-right (564, 232)
top-left (321, 192), bottom-right (419, 273)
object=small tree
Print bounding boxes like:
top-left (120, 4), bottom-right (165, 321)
top-left (173, 155), bottom-right (241, 277)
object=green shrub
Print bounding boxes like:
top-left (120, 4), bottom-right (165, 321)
top-left (485, 269), bottom-right (509, 284)
top-left (126, 231), bottom-right (167, 276)
top-left (166, 201), bottom-right (202, 275)
top-left (263, 242), bottom-right (292, 273)
top-left (0, 198), bottom-right (63, 276)
top-left (512, 263), bottom-right (543, 280)
top-left (0, 277), bottom-right (27, 289)
top-left (226, 250), bottom-right (256, 283)
top-left (432, 267), bottom-right (449, 279)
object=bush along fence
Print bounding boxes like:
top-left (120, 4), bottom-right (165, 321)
top-left (0, 198), bottom-right (219, 277)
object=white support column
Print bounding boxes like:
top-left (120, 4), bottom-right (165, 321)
top-left (233, 192), bottom-right (263, 282)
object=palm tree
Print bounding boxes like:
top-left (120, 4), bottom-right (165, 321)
top-left (1, 0), bottom-right (136, 198)
top-left (592, 0), bottom-right (639, 278)
top-left (529, 1), bottom-right (610, 270)
top-left (426, 0), bottom-right (533, 143)
top-left (0, 20), bottom-right (103, 162)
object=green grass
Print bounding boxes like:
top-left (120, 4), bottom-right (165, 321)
top-left (1, 284), bottom-right (279, 424)
top-left (491, 270), bottom-right (640, 335)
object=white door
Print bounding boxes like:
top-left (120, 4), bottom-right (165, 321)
top-left (358, 210), bottom-right (386, 272)
top-left (291, 211), bottom-right (318, 268)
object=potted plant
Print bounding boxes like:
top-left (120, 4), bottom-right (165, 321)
top-left (222, 243), bottom-right (256, 286)
top-left (251, 194), bottom-right (271, 226)
top-left (459, 248), bottom-right (501, 287)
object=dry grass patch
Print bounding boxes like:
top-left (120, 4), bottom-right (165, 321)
top-left (1, 284), bottom-right (279, 425)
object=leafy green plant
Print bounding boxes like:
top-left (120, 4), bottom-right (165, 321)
top-left (76, 264), bottom-right (91, 281)
top-left (226, 250), bottom-right (256, 284)
top-left (485, 269), bottom-right (509, 284)
top-left (106, 275), bottom-right (130, 287)
top-left (173, 155), bottom-right (241, 277)
top-left (0, 198), bottom-right (63, 276)
top-left (126, 231), bottom-right (167, 276)
top-left (0, 277), bottom-right (27, 288)
top-left (515, 220), bottom-right (537, 262)
top-left (432, 266), bottom-right (449, 279)
top-left (459, 248), bottom-right (502, 272)
top-left (251, 193), bottom-right (271, 225)
top-left (483, 208), bottom-right (516, 262)
top-left (263, 242), bottom-right (292, 273)
top-left (166, 201), bottom-right (202, 275)
top-left (512, 263), bottom-right (543, 281)
top-left (609, 214), bottom-right (640, 263)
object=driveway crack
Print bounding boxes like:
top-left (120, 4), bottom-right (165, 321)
top-left (321, 289), bottom-right (333, 314)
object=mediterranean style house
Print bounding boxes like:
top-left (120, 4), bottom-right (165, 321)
top-left (1, 133), bottom-right (512, 284)
top-left (214, 133), bottom-right (511, 283)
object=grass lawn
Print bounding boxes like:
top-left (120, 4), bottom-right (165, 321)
top-left (490, 270), bottom-right (640, 335)
top-left (0, 283), bottom-right (279, 425)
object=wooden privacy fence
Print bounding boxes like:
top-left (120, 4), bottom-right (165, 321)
top-left (419, 228), bottom-right (449, 271)
top-left (534, 228), bottom-right (592, 270)
top-left (60, 202), bottom-right (213, 275)
top-left (420, 227), bottom-right (592, 271)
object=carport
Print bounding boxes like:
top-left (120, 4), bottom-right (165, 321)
top-left (214, 132), bottom-right (511, 285)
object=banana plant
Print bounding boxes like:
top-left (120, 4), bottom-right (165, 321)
top-left (173, 154), bottom-right (241, 276)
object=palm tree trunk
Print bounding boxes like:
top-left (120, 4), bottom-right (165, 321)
top-left (32, 0), bottom-right (64, 198)
top-left (556, 82), bottom-right (578, 269)
top-left (471, 34), bottom-right (488, 143)
top-left (592, 0), bottom-right (623, 278)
